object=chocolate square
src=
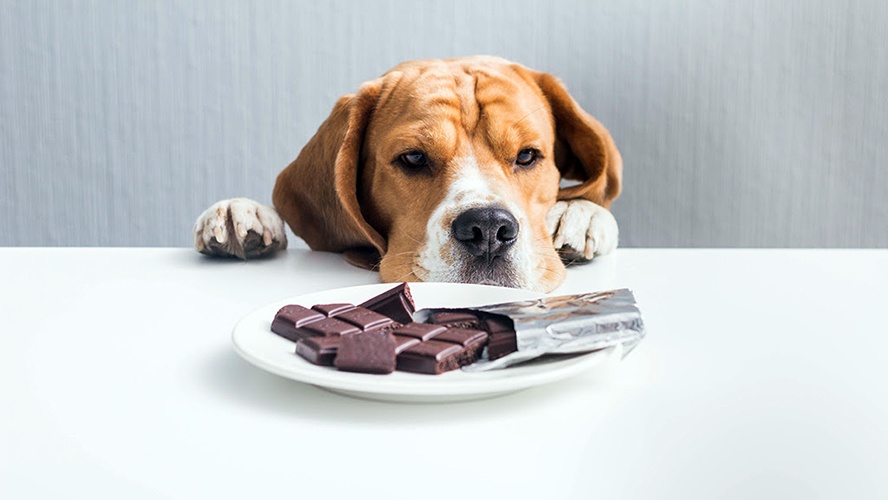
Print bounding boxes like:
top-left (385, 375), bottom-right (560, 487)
top-left (295, 336), bottom-right (341, 366)
top-left (359, 283), bottom-right (415, 324)
top-left (334, 330), bottom-right (397, 374)
top-left (393, 334), bottom-right (421, 354)
top-left (335, 307), bottom-right (394, 331)
top-left (311, 303), bottom-right (355, 317)
top-left (432, 327), bottom-right (487, 347)
top-left (392, 322), bottom-right (447, 340)
top-left (396, 340), bottom-right (464, 375)
top-left (271, 304), bottom-right (325, 342)
top-left (300, 317), bottom-right (360, 337)
top-left (483, 315), bottom-right (517, 360)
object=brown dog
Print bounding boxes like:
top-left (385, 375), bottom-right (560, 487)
top-left (194, 56), bottom-right (621, 292)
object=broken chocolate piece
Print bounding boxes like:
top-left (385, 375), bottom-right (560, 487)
top-left (431, 327), bottom-right (488, 366)
top-left (427, 309), bottom-right (483, 329)
top-left (334, 330), bottom-right (397, 374)
top-left (397, 340), bottom-right (464, 375)
top-left (482, 315), bottom-right (518, 360)
top-left (295, 336), bottom-right (341, 366)
top-left (359, 283), bottom-right (415, 324)
top-left (271, 304), bottom-right (325, 342)
top-left (429, 309), bottom-right (478, 328)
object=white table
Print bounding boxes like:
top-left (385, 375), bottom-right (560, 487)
top-left (2, 246), bottom-right (887, 499)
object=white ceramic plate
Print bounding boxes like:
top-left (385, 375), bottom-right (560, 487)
top-left (231, 283), bottom-right (621, 403)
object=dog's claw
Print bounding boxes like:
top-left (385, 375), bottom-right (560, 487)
top-left (212, 224), bottom-right (225, 244)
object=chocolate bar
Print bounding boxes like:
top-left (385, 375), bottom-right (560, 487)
top-left (460, 288), bottom-right (646, 371)
top-left (279, 284), bottom-right (646, 375)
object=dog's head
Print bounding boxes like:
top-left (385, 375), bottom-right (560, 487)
top-left (274, 56), bottom-right (621, 292)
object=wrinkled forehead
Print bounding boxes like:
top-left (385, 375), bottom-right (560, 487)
top-left (366, 62), bottom-right (554, 154)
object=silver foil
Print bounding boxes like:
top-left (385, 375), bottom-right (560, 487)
top-left (460, 288), bottom-right (646, 371)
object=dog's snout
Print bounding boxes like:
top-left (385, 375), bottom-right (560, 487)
top-left (451, 207), bottom-right (519, 260)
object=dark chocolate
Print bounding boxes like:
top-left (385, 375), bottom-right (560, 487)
top-left (295, 336), bottom-right (341, 366)
top-left (481, 315), bottom-right (518, 360)
top-left (432, 327), bottom-right (487, 346)
top-left (335, 307), bottom-right (395, 331)
top-left (299, 317), bottom-right (360, 337)
top-left (462, 289), bottom-right (646, 371)
top-left (311, 303), bottom-right (355, 317)
top-left (424, 309), bottom-right (517, 359)
top-left (393, 334), bottom-right (421, 354)
top-left (428, 309), bottom-right (484, 330)
top-left (432, 327), bottom-right (488, 366)
top-left (395, 328), bottom-right (488, 375)
top-left (334, 330), bottom-right (397, 374)
top-left (397, 340), bottom-right (464, 375)
top-left (271, 304), bottom-right (325, 342)
top-left (359, 283), bottom-right (415, 324)
top-left (392, 322), bottom-right (446, 340)
top-left (277, 286), bottom-right (645, 374)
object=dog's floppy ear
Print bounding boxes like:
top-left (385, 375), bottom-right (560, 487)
top-left (532, 72), bottom-right (622, 209)
top-left (273, 80), bottom-right (385, 268)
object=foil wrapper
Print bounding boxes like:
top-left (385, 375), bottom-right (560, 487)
top-left (457, 288), bottom-right (645, 371)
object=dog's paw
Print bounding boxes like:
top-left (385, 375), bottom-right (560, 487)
top-left (193, 198), bottom-right (287, 259)
top-left (546, 200), bottom-right (619, 263)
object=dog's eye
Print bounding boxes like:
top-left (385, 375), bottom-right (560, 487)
top-left (399, 151), bottom-right (428, 169)
top-left (515, 148), bottom-right (539, 168)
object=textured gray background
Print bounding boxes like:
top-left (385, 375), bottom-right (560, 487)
top-left (2, 0), bottom-right (886, 248)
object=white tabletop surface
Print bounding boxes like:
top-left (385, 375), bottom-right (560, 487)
top-left (2, 246), bottom-right (887, 499)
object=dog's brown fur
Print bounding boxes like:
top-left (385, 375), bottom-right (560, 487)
top-left (272, 56), bottom-right (621, 291)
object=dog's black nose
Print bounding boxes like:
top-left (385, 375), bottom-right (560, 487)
top-left (451, 207), bottom-right (519, 261)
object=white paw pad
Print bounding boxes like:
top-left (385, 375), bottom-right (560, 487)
top-left (193, 198), bottom-right (287, 259)
top-left (546, 200), bottom-right (619, 262)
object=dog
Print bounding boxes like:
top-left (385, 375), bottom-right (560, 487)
top-left (193, 56), bottom-right (621, 293)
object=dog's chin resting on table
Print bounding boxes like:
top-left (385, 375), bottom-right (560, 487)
top-left (193, 56), bottom-right (621, 293)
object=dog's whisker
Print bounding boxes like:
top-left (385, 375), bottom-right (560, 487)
top-left (390, 265), bottom-right (422, 284)
top-left (513, 104), bottom-right (548, 127)
top-left (402, 230), bottom-right (425, 246)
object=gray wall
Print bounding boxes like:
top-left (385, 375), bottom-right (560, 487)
top-left (2, 0), bottom-right (886, 248)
